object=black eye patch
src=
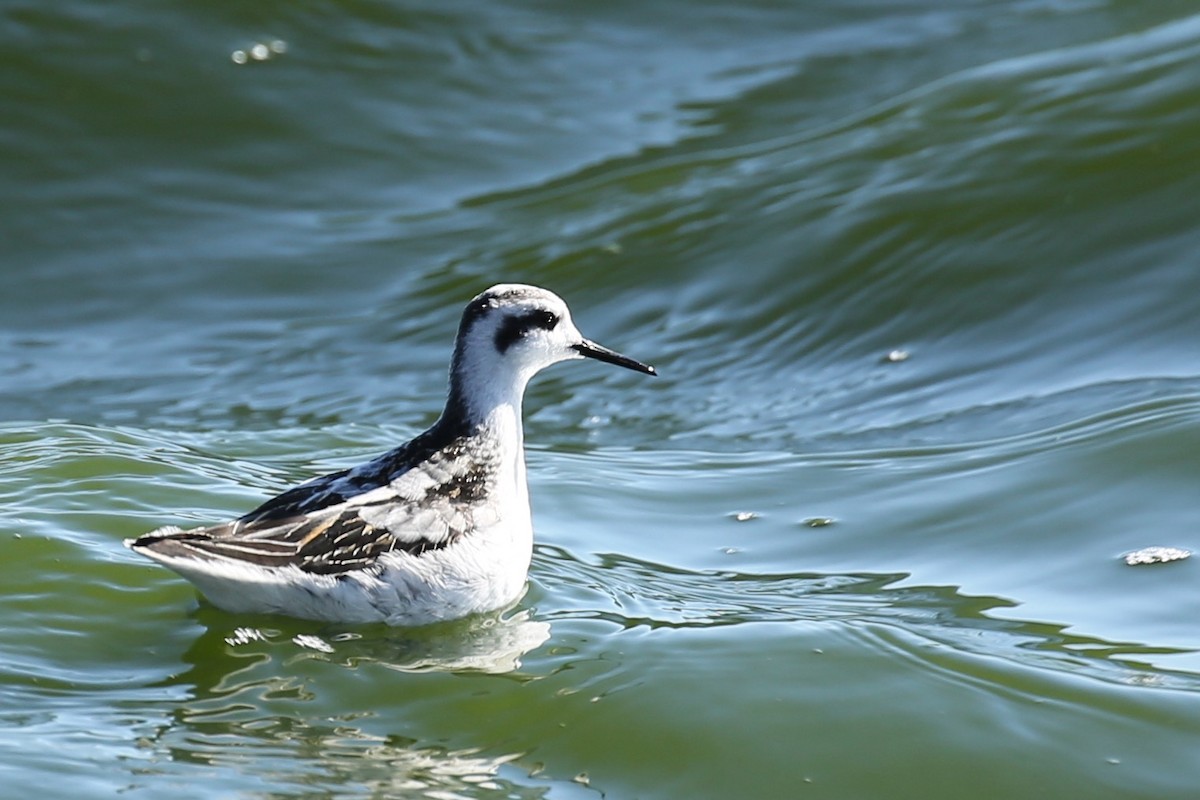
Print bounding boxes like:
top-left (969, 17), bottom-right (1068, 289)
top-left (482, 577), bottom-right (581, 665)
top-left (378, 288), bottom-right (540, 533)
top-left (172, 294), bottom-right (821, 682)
top-left (493, 309), bottom-right (560, 354)
top-left (530, 309), bottom-right (559, 330)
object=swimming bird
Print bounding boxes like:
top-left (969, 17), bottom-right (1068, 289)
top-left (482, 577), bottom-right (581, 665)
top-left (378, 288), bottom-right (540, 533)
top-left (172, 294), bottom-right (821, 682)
top-left (126, 284), bottom-right (656, 625)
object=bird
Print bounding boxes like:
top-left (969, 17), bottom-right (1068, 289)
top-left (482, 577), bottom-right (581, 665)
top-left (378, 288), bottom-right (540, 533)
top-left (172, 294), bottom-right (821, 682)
top-left (126, 284), bottom-right (656, 626)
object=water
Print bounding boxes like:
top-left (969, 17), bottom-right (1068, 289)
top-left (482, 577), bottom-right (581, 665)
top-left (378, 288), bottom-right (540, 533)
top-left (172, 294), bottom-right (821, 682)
top-left (3, 1), bottom-right (1200, 797)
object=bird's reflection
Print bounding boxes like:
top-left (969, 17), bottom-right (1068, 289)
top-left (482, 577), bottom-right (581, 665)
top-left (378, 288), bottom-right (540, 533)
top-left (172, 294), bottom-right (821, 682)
top-left (168, 603), bottom-right (552, 697)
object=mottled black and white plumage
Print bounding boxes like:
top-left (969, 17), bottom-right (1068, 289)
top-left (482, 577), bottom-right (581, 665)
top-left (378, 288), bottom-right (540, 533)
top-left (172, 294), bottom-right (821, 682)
top-left (127, 284), bottom-right (656, 625)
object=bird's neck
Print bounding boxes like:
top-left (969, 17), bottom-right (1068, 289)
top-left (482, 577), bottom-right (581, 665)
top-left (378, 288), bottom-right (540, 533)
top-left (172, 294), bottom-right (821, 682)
top-left (435, 371), bottom-right (528, 497)
top-left (443, 356), bottom-right (532, 431)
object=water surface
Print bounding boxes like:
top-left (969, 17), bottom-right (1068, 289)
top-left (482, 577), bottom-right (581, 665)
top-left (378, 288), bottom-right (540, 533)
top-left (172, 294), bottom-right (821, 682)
top-left (3, 1), bottom-right (1200, 797)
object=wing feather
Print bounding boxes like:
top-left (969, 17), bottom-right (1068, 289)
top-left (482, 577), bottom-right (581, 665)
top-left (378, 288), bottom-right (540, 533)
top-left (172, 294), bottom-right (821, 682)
top-left (131, 425), bottom-right (490, 575)
top-left (135, 488), bottom-right (468, 575)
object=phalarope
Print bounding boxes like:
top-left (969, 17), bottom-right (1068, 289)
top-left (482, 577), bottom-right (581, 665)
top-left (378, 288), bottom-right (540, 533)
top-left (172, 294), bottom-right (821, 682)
top-left (127, 284), bottom-right (656, 625)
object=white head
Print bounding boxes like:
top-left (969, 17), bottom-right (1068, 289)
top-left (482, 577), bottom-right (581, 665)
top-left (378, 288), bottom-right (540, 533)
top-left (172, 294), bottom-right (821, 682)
top-left (445, 284), bottom-right (655, 423)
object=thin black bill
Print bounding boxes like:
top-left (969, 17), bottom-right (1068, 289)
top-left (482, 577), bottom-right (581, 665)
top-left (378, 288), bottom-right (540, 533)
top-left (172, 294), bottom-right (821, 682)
top-left (573, 339), bottom-right (657, 376)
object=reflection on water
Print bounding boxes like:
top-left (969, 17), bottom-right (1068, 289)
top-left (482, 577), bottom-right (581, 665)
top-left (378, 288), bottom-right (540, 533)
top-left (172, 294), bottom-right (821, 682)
top-left (144, 694), bottom-right (571, 799)
top-left (122, 610), bottom-right (558, 797)
top-left (173, 608), bottom-right (552, 693)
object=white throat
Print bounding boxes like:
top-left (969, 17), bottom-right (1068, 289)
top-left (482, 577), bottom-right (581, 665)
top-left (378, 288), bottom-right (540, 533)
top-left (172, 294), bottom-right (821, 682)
top-left (440, 353), bottom-right (531, 499)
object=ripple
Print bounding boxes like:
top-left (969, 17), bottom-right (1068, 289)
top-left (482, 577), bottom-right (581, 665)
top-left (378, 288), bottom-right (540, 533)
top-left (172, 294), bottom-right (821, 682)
top-left (533, 545), bottom-right (1200, 691)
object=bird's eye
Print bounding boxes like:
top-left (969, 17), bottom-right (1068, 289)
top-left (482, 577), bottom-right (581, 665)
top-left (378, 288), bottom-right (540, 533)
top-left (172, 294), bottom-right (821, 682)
top-left (533, 310), bottom-right (559, 330)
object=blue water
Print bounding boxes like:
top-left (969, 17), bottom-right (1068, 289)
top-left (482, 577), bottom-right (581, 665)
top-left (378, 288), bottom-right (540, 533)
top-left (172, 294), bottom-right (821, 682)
top-left (3, 1), bottom-right (1200, 797)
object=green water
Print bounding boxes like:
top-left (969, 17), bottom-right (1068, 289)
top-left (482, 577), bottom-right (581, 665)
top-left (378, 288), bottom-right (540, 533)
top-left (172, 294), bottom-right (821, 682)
top-left (4, 1), bottom-right (1200, 797)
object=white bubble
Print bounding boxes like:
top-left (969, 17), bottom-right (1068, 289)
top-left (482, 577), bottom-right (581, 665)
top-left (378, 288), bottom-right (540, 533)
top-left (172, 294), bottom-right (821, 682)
top-left (1123, 546), bottom-right (1190, 565)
